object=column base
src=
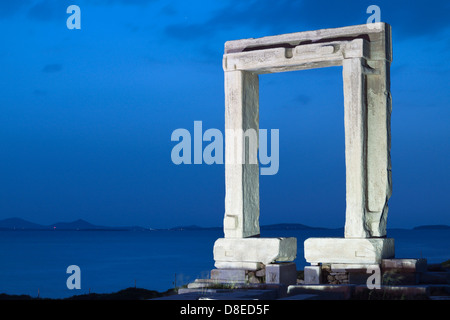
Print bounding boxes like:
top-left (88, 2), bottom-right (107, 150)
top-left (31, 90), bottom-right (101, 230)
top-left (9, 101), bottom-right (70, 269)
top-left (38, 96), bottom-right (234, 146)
top-left (304, 237), bottom-right (394, 264)
top-left (213, 237), bottom-right (297, 270)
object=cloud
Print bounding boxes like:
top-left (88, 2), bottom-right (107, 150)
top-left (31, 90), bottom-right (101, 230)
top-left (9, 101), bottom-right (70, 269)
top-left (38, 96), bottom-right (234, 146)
top-left (164, 0), bottom-right (304, 41)
top-left (165, 23), bottom-right (215, 41)
top-left (91, 0), bottom-right (156, 6)
top-left (42, 64), bottom-right (63, 73)
top-left (161, 4), bottom-right (177, 16)
top-left (27, 0), bottom-right (72, 21)
top-left (296, 0), bottom-right (450, 39)
top-left (164, 0), bottom-right (450, 43)
top-left (163, 0), bottom-right (304, 62)
top-left (33, 89), bottom-right (48, 96)
top-left (0, 0), bottom-right (32, 19)
top-left (26, 0), bottom-right (156, 22)
top-left (295, 94), bottom-right (311, 106)
top-left (282, 94), bottom-right (312, 109)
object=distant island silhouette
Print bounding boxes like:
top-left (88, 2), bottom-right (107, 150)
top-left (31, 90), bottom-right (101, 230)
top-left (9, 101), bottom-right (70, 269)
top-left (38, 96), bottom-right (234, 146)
top-left (0, 218), bottom-right (146, 231)
top-left (0, 217), bottom-right (448, 232)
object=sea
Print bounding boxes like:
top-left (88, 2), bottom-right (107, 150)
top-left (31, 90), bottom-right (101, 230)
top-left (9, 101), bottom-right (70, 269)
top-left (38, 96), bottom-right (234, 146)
top-left (0, 228), bottom-right (448, 299)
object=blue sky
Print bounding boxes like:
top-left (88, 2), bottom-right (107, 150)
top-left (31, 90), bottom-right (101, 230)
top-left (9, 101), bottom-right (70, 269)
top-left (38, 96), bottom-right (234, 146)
top-left (0, 0), bottom-right (449, 229)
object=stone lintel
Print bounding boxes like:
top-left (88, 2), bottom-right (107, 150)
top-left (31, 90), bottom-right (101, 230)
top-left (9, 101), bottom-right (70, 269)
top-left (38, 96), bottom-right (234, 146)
top-left (304, 237), bottom-right (394, 264)
top-left (223, 39), bottom-right (369, 74)
top-left (213, 237), bottom-right (297, 269)
top-left (225, 22), bottom-right (392, 62)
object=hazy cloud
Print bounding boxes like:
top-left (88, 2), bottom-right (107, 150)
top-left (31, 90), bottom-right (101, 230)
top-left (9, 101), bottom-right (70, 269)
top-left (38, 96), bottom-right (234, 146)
top-left (91, 0), bottom-right (156, 6)
top-left (25, 0), bottom-right (156, 22)
top-left (296, 0), bottom-right (450, 39)
top-left (0, 0), bottom-right (32, 19)
top-left (165, 0), bottom-right (303, 41)
top-left (283, 94), bottom-right (312, 109)
top-left (33, 89), bottom-right (48, 96)
top-left (42, 64), bottom-right (63, 73)
top-left (295, 94), bottom-right (311, 106)
top-left (161, 4), bottom-right (177, 16)
top-left (164, 0), bottom-right (450, 42)
top-left (27, 0), bottom-right (72, 21)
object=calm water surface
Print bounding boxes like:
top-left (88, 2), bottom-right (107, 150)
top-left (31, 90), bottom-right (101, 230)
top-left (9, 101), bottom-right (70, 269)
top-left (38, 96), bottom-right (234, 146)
top-left (0, 228), bottom-right (448, 298)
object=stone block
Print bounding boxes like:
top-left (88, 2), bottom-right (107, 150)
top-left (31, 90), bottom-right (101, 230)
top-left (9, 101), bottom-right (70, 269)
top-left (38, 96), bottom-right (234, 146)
top-left (279, 294), bottom-right (319, 300)
top-left (304, 266), bottom-right (322, 284)
top-left (176, 288), bottom-right (279, 300)
top-left (265, 263), bottom-right (297, 286)
top-left (344, 269), bottom-right (420, 285)
top-left (255, 267), bottom-right (266, 277)
top-left (381, 258), bottom-right (427, 273)
top-left (347, 272), bottom-right (371, 285)
top-left (214, 261), bottom-right (263, 270)
top-left (187, 279), bottom-right (219, 289)
top-left (420, 272), bottom-right (450, 284)
top-left (225, 23), bottom-right (392, 61)
top-left (247, 272), bottom-right (262, 284)
top-left (381, 271), bottom-right (420, 285)
top-left (214, 237), bottom-right (297, 268)
top-left (287, 284), bottom-right (355, 300)
top-left (331, 263), bottom-right (379, 273)
top-left (353, 285), bottom-right (430, 299)
top-left (224, 39), bottom-right (369, 73)
top-left (304, 237), bottom-right (394, 264)
top-left (210, 269), bottom-right (246, 282)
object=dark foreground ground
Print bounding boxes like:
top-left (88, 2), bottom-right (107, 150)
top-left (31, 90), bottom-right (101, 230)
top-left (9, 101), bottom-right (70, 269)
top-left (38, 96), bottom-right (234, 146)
top-left (0, 287), bottom-right (177, 300)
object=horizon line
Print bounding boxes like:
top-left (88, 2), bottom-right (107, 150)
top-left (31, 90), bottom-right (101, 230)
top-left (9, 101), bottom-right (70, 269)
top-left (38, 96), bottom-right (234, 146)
top-left (0, 217), bottom-right (449, 231)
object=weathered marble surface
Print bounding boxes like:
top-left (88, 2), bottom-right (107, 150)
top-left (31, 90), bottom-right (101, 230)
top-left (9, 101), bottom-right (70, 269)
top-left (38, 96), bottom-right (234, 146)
top-left (214, 237), bottom-right (297, 269)
top-left (215, 23), bottom-right (393, 268)
top-left (304, 238), bottom-right (395, 264)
